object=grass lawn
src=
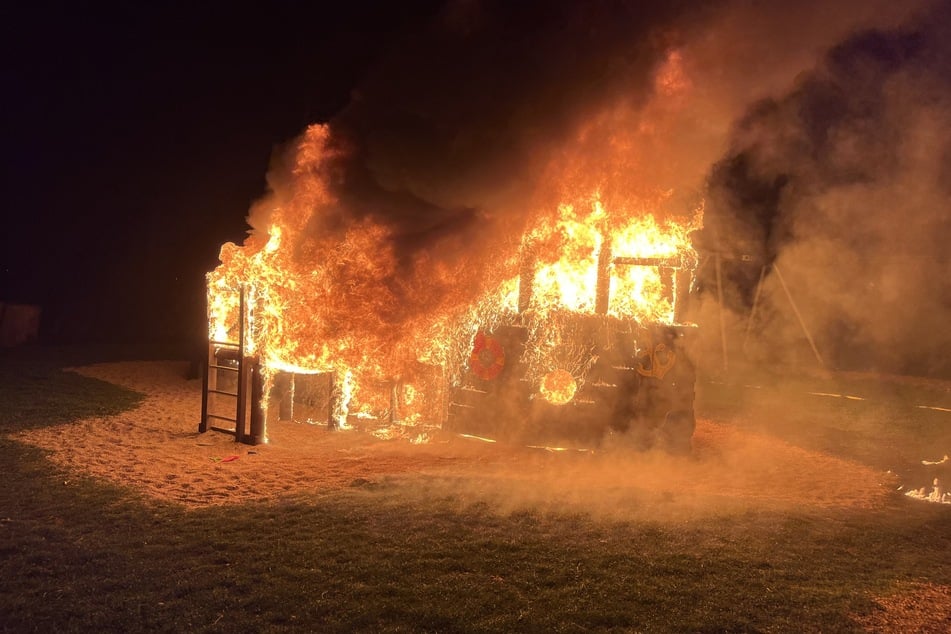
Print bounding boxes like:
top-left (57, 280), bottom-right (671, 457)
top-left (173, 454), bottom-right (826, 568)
top-left (2, 346), bottom-right (951, 632)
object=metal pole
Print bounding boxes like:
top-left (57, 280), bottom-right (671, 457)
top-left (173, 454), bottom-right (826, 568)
top-left (773, 264), bottom-right (825, 369)
top-left (714, 253), bottom-right (728, 372)
top-left (742, 265), bottom-right (768, 355)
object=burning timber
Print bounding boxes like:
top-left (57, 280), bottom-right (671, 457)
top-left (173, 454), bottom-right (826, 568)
top-left (198, 210), bottom-right (700, 452)
top-left (445, 247), bottom-right (697, 452)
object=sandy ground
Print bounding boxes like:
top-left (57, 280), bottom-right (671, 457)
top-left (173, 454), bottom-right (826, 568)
top-left (12, 361), bottom-right (898, 516)
top-left (13, 361), bottom-right (950, 630)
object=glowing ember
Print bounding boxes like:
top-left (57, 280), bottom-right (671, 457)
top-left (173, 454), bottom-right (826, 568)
top-left (539, 369), bottom-right (577, 405)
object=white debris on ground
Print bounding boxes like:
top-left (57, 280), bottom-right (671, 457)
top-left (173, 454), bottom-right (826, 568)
top-left (905, 474), bottom-right (951, 504)
top-left (904, 453), bottom-right (951, 504)
top-left (904, 479), bottom-right (951, 504)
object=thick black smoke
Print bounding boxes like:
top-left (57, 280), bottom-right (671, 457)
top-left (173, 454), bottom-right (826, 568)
top-left (707, 2), bottom-right (951, 376)
top-left (240, 0), bottom-right (930, 370)
top-left (246, 0), bottom-right (724, 327)
top-left (260, 0), bottom-right (919, 247)
top-left (300, 1), bottom-right (713, 254)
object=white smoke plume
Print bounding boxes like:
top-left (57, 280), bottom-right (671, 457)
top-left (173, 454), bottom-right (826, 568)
top-left (707, 0), bottom-right (950, 377)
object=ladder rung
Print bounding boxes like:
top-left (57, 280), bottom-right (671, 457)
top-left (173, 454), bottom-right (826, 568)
top-left (209, 425), bottom-right (236, 435)
top-left (210, 340), bottom-right (241, 348)
top-left (207, 414), bottom-right (238, 423)
top-left (208, 389), bottom-right (238, 397)
top-left (209, 364), bottom-right (240, 372)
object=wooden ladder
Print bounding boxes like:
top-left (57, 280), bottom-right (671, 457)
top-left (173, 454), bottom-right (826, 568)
top-left (199, 287), bottom-right (253, 443)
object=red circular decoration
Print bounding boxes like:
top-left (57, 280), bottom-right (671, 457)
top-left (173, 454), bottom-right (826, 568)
top-left (469, 332), bottom-right (506, 380)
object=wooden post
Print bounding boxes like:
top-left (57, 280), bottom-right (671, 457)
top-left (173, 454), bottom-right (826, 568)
top-left (199, 339), bottom-right (213, 433)
top-left (518, 242), bottom-right (535, 314)
top-left (595, 239), bottom-right (612, 315)
top-left (249, 357), bottom-right (266, 445)
top-left (275, 372), bottom-right (295, 421)
top-left (235, 360), bottom-right (247, 444)
top-left (674, 268), bottom-right (693, 325)
top-left (389, 382), bottom-right (399, 425)
top-left (234, 289), bottom-right (247, 443)
top-left (659, 266), bottom-right (675, 310)
top-left (327, 372), bottom-right (338, 430)
top-left (199, 280), bottom-right (214, 433)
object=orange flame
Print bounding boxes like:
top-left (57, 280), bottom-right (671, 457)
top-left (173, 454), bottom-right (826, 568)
top-left (208, 123), bottom-right (701, 432)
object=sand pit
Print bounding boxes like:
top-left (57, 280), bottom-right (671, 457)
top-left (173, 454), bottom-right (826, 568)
top-left (11, 361), bottom-right (896, 514)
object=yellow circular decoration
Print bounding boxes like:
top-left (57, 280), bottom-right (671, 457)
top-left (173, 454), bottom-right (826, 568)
top-left (539, 369), bottom-right (577, 405)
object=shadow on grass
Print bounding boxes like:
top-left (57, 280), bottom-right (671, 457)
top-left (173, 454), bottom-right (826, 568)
top-left (0, 358), bottom-right (144, 433)
top-left (1, 341), bottom-right (194, 364)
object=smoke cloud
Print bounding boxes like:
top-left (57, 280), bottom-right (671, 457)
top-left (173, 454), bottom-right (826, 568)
top-left (233, 0), bottom-right (933, 373)
top-left (707, 1), bottom-right (950, 377)
top-left (205, 1), bottom-right (951, 520)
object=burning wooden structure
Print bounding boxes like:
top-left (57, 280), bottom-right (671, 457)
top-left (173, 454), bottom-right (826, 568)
top-left (445, 242), bottom-right (697, 451)
top-left (199, 199), bottom-right (700, 450)
top-left (197, 120), bottom-right (704, 448)
top-left (198, 289), bottom-right (267, 445)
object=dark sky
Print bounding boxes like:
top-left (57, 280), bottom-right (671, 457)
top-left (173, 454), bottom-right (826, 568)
top-left (3, 0), bottom-right (947, 381)
top-left (0, 0), bottom-right (441, 343)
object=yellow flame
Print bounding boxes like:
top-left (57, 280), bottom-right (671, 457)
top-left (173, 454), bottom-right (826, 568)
top-left (539, 369), bottom-right (577, 405)
top-left (206, 125), bottom-right (701, 434)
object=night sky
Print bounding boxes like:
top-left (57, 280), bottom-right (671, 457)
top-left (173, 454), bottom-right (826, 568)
top-left (1, 1), bottom-right (441, 344)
